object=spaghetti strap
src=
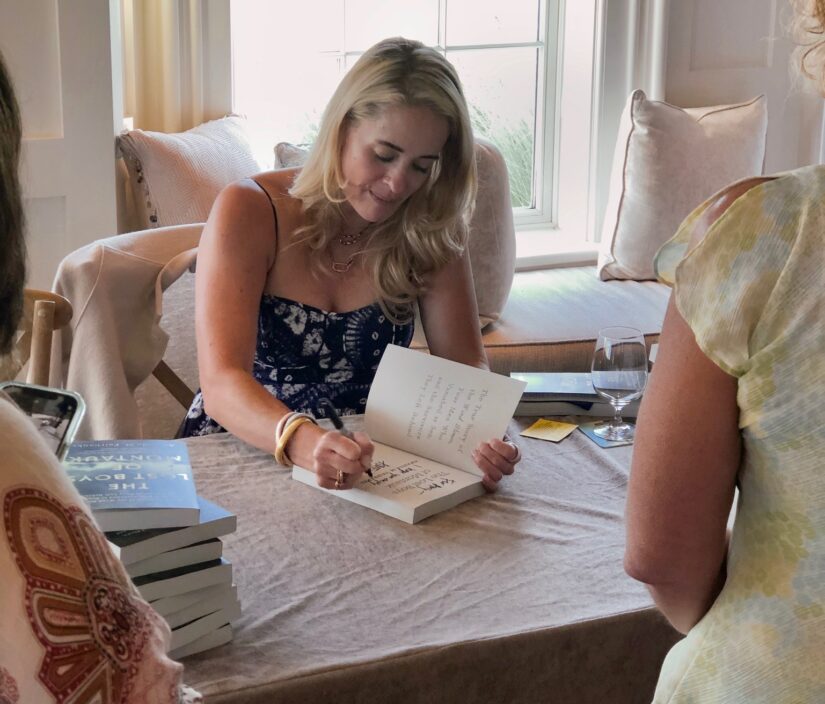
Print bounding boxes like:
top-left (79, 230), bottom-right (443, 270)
top-left (250, 177), bottom-right (280, 238)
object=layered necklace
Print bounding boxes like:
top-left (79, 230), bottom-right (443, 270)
top-left (330, 230), bottom-right (365, 273)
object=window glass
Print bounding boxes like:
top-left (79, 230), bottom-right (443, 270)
top-left (446, 0), bottom-right (540, 46)
top-left (345, 0), bottom-right (439, 51)
top-left (449, 47), bottom-right (538, 208)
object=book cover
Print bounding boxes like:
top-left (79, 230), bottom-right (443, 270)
top-left (133, 557), bottom-right (232, 602)
top-left (107, 496), bottom-right (236, 565)
top-left (510, 372), bottom-right (601, 401)
top-left (514, 398), bottom-right (640, 418)
top-left (292, 344), bottom-right (526, 524)
top-left (63, 439), bottom-right (199, 532)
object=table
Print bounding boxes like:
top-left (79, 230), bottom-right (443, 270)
top-left (182, 419), bottom-right (680, 703)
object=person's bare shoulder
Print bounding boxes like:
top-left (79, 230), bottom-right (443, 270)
top-left (248, 167), bottom-right (302, 200)
top-left (689, 176), bottom-right (775, 248)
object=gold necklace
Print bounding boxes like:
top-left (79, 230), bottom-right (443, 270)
top-left (331, 254), bottom-right (357, 273)
top-left (337, 231), bottom-right (363, 246)
top-left (330, 230), bottom-right (364, 273)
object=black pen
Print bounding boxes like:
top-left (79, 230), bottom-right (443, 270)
top-left (319, 398), bottom-right (373, 477)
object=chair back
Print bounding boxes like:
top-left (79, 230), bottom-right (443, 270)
top-left (53, 223), bottom-right (202, 439)
top-left (0, 289), bottom-right (73, 386)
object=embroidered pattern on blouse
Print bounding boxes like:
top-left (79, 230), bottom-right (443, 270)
top-left (0, 667), bottom-right (20, 703)
top-left (3, 488), bottom-right (169, 703)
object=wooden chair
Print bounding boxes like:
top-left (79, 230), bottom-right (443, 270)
top-left (5, 289), bottom-right (74, 386)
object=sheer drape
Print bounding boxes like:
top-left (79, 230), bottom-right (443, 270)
top-left (120, 0), bottom-right (224, 132)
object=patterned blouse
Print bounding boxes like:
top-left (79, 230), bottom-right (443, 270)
top-left (0, 395), bottom-right (201, 703)
top-left (178, 294), bottom-right (414, 437)
top-left (651, 165), bottom-right (825, 702)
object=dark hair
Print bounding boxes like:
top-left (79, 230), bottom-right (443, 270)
top-left (0, 51), bottom-right (26, 355)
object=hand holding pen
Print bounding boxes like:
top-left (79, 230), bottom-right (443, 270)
top-left (318, 398), bottom-right (373, 478)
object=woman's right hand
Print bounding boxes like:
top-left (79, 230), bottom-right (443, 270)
top-left (287, 423), bottom-right (374, 490)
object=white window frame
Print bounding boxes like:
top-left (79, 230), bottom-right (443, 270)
top-left (517, 0), bottom-right (670, 270)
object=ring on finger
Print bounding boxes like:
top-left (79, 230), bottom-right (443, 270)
top-left (506, 441), bottom-right (522, 463)
top-left (334, 468), bottom-right (344, 489)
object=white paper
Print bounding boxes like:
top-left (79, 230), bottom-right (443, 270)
top-left (364, 345), bottom-right (526, 475)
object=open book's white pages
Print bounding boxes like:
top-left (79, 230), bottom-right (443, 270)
top-left (293, 441), bottom-right (485, 524)
top-left (364, 345), bottom-right (526, 475)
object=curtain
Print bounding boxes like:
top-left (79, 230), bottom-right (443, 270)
top-left (120, 0), bottom-right (217, 133)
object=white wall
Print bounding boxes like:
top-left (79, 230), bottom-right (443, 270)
top-left (0, 0), bottom-right (120, 289)
top-left (666, 0), bottom-right (824, 172)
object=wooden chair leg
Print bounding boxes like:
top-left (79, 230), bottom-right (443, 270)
top-left (27, 299), bottom-right (55, 386)
top-left (152, 360), bottom-right (196, 409)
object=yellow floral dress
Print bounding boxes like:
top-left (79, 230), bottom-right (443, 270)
top-left (652, 164), bottom-right (825, 703)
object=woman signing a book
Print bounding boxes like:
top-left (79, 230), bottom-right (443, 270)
top-left (178, 37), bottom-right (521, 492)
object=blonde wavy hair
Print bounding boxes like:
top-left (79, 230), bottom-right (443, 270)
top-left (793, 0), bottom-right (825, 93)
top-left (289, 37), bottom-right (477, 323)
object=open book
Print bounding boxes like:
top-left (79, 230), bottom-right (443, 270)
top-left (292, 345), bottom-right (526, 523)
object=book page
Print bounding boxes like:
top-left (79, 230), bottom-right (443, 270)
top-left (364, 345), bottom-right (526, 475)
top-left (292, 441), bottom-right (484, 523)
top-left (361, 442), bottom-right (481, 504)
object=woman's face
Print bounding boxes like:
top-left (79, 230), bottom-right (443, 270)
top-left (339, 104), bottom-right (449, 232)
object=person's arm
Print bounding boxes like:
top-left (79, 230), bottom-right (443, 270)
top-left (624, 177), bottom-right (771, 633)
top-left (625, 299), bottom-right (739, 633)
top-left (418, 250), bottom-right (519, 490)
top-left (417, 248), bottom-right (488, 369)
top-left (195, 180), bottom-right (371, 485)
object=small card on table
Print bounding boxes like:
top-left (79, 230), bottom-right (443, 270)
top-left (578, 420), bottom-right (634, 448)
top-left (520, 418), bottom-right (578, 443)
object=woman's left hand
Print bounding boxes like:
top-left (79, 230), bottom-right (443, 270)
top-left (471, 438), bottom-right (521, 492)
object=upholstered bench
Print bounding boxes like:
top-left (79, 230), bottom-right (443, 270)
top-left (418, 265), bottom-right (669, 375)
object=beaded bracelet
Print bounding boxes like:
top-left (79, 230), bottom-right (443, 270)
top-left (274, 415), bottom-right (316, 466)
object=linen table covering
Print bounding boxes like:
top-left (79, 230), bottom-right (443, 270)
top-left (182, 419), bottom-right (680, 703)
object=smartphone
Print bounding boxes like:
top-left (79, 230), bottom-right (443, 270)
top-left (0, 381), bottom-right (86, 460)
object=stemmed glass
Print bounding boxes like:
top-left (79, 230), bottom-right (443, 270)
top-left (591, 326), bottom-right (648, 442)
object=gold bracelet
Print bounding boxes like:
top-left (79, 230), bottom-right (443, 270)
top-left (273, 412), bottom-right (314, 460)
top-left (274, 416), bottom-right (314, 466)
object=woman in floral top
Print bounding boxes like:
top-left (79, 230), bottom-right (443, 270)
top-left (625, 3), bottom-right (825, 701)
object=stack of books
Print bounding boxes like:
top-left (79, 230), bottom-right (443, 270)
top-left (510, 371), bottom-right (641, 417)
top-left (63, 439), bottom-right (240, 659)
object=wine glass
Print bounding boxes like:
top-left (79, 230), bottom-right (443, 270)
top-left (591, 326), bottom-right (648, 442)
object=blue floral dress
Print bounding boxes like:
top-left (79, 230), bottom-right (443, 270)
top-left (178, 294), bottom-right (414, 437)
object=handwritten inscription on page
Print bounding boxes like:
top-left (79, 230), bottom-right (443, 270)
top-left (366, 345), bottom-right (526, 475)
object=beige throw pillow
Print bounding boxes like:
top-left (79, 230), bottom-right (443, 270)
top-left (270, 137), bottom-right (515, 328)
top-left (598, 90), bottom-right (768, 280)
top-left (118, 116), bottom-right (262, 229)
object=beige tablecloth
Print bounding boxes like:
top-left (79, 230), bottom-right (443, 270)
top-left (182, 419), bottom-right (680, 703)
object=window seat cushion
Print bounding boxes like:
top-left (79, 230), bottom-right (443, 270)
top-left (413, 265), bottom-right (670, 374)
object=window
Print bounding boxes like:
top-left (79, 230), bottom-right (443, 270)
top-left (231, 1), bottom-right (561, 225)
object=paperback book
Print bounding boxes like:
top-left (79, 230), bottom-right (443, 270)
top-left (164, 584), bottom-right (240, 629)
top-left (510, 372), bottom-right (640, 417)
top-left (107, 495), bottom-right (236, 565)
top-left (170, 624), bottom-right (233, 660)
top-left (133, 557), bottom-right (232, 602)
top-left (169, 602), bottom-right (242, 652)
top-left (63, 439), bottom-right (199, 532)
top-left (292, 344), bottom-right (525, 524)
top-left (125, 538), bottom-right (224, 578)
